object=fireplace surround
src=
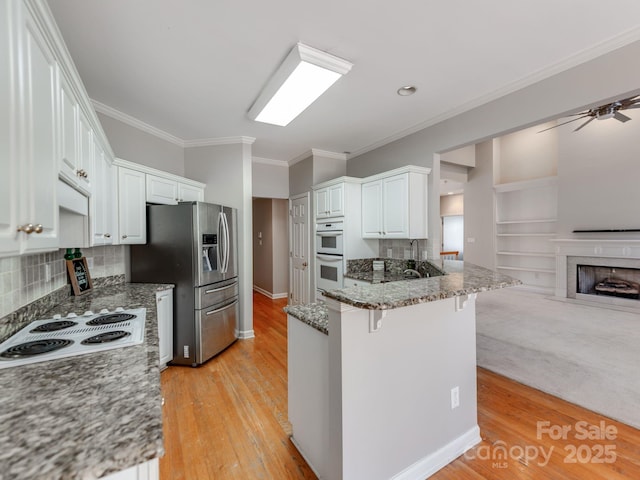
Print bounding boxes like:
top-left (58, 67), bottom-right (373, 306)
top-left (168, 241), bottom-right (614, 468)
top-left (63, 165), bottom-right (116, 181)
top-left (552, 239), bottom-right (640, 308)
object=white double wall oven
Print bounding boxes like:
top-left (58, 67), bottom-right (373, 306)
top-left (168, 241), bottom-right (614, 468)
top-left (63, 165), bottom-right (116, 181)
top-left (315, 221), bottom-right (344, 296)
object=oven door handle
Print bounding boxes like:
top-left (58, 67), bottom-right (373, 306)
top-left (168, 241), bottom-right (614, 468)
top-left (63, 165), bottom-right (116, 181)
top-left (316, 254), bottom-right (344, 262)
top-left (317, 232), bottom-right (343, 237)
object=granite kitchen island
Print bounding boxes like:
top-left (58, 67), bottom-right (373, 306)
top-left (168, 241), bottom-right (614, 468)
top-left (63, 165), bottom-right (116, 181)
top-left (285, 261), bottom-right (519, 480)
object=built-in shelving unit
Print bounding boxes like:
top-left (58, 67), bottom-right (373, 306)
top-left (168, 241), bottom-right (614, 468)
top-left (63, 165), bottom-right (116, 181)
top-left (494, 176), bottom-right (558, 294)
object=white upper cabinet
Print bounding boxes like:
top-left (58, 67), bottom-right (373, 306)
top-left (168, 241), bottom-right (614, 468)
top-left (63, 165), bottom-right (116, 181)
top-left (76, 110), bottom-right (94, 194)
top-left (16, 1), bottom-right (59, 254)
top-left (178, 182), bottom-right (204, 202)
top-left (91, 139), bottom-right (115, 246)
top-left (315, 183), bottom-right (344, 219)
top-left (146, 174), bottom-right (205, 205)
top-left (58, 73), bottom-right (79, 185)
top-left (361, 167), bottom-right (430, 239)
top-left (117, 167), bottom-right (147, 244)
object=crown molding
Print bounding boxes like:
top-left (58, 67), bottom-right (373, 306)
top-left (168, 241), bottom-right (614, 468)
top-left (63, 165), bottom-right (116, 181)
top-left (311, 149), bottom-right (348, 160)
top-left (349, 26), bottom-right (640, 159)
top-left (252, 157), bottom-right (289, 167)
top-left (183, 136), bottom-right (256, 148)
top-left (288, 150), bottom-right (314, 166)
top-left (92, 100), bottom-right (185, 147)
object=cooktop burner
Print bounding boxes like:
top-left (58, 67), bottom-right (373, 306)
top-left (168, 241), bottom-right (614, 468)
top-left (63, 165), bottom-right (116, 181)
top-left (30, 320), bottom-right (78, 333)
top-left (0, 307), bottom-right (146, 369)
top-left (0, 339), bottom-right (74, 358)
top-left (86, 313), bottom-right (136, 326)
top-left (81, 330), bottom-right (131, 344)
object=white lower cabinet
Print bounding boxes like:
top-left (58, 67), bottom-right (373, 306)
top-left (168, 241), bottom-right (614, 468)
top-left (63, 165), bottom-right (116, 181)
top-left (156, 289), bottom-right (174, 368)
top-left (117, 167), bottom-right (147, 244)
top-left (102, 458), bottom-right (159, 480)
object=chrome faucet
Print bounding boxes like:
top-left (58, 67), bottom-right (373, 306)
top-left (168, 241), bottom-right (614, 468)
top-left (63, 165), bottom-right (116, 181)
top-left (403, 268), bottom-right (422, 278)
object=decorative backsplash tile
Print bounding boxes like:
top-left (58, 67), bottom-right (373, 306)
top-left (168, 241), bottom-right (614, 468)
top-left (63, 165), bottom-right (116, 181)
top-left (379, 238), bottom-right (432, 261)
top-left (0, 245), bottom-right (126, 319)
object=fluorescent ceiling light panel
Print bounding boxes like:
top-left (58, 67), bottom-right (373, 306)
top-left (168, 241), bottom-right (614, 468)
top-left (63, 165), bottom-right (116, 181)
top-left (248, 43), bottom-right (353, 126)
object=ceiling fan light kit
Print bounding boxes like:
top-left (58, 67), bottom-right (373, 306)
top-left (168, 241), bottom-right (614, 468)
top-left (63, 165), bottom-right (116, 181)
top-left (538, 95), bottom-right (640, 133)
top-left (248, 43), bottom-right (353, 127)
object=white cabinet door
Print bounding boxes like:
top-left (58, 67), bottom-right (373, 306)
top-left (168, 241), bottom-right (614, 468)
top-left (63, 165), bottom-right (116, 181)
top-left (382, 174), bottom-right (409, 238)
top-left (178, 182), bottom-right (203, 202)
top-left (77, 111), bottom-right (94, 194)
top-left (102, 458), bottom-right (159, 480)
top-left (0, 1), bottom-right (19, 256)
top-left (156, 289), bottom-right (174, 368)
top-left (327, 183), bottom-right (344, 217)
top-left (58, 73), bottom-right (79, 185)
top-left (146, 174), bottom-right (178, 205)
top-left (91, 140), bottom-right (114, 246)
top-left (19, 4), bottom-right (58, 254)
top-left (315, 187), bottom-right (329, 219)
top-left (315, 183), bottom-right (344, 219)
top-left (361, 180), bottom-right (382, 237)
top-left (118, 167), bottom-right (146, 244)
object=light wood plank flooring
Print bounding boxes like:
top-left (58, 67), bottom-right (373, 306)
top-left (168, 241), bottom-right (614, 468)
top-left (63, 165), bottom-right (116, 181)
top-left (160, 293), bottom-right (640, 479)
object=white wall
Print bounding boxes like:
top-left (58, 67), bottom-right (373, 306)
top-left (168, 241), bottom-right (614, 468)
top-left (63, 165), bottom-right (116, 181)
top-left (97, 112), bottom-right (185, 176)
top-left (184, 142), bottom-right (254, 338)
top-left (252, 161), bottom-right (289, 198)
top-left (440, 194), bottom-right (463, 217)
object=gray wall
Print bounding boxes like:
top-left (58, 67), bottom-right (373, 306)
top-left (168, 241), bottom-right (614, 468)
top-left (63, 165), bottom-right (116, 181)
top-left (272, 199), bottom-right (289, 295)
top-left (463, 141), bottom-right (496, 270)
top-left (97, 113), bottom-right (185, 176)
top-left (252, 161), bottom-right (289, 199)
top-left (440, 194), bottom-right (463, 217)
top-left (498, 122), bottom-right (558, 184)
top-left (289, 156), bottom-right (314, 196)
top-left (313, 155), bottom-right (347, 184)
top-left (252, 198), bottom-right (274, 293)
top-left (557, 111), bottom-right (640, 237)
top-left (184, 143), bottom-right (254, 337)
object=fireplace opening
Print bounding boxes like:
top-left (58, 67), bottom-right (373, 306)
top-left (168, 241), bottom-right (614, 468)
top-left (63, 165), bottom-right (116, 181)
top-left (577, 265), bottom-right (640, 300)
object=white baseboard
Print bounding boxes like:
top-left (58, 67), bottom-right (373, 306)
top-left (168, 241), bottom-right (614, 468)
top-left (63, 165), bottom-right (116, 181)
top-left (235, 329), bottom-right (255, 339)
top-left (391, 426), bottom-right (481, 480)
top-left (253, 285), bottom-right (288, 299)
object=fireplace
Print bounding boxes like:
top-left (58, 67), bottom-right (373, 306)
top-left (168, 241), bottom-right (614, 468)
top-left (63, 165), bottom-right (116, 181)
top-left (577, 265), bottom-right (640, 300)
top-left (551, 238), bottom-right (640, 309)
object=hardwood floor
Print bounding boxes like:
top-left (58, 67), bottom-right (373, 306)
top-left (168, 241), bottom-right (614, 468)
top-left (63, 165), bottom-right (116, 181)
top-left (160, 292), bottom-right (640, 479)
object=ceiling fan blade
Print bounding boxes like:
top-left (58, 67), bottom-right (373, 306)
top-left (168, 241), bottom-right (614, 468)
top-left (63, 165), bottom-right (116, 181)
top-left (625, 103), bottom-right (640, 109)
top-left (574, 116), bottom-right (595, 131)
top-left (537, 114), bottom-right (590, 133)
top-left (614, 111), bottom-right (632, 123)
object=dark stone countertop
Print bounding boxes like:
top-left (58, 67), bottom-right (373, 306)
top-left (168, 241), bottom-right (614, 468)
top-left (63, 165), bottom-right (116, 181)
top-left (0, 282), bottom-right (173, 480)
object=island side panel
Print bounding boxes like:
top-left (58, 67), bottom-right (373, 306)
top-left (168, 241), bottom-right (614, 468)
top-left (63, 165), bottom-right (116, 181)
top-left (327, 296), bottom-right (481, 480)
top-left (287, 316), bottom-right (330, 478)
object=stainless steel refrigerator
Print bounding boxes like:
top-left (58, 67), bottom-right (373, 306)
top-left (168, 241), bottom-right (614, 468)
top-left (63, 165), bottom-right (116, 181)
top-left (130, 202), bottom-right (238, 366)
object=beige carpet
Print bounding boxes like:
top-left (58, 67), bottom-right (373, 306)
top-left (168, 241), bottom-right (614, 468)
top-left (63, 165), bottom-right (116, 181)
top-left (476, 287), bottom-right (640, 429)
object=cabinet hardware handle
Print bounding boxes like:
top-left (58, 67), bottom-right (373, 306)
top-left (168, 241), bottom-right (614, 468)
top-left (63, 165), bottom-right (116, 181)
top-left (33, 224), bottom-right (43, 234)
top-left (157, 297), bottom-right (162, 302)
top-left (104, 233), bottom-right (111, 238)
top-left (302, 261), bottom-right (308, 267)
top-left (122, 235), bottom-right (128, 239)
top-left (17, 224), bottom-right (34, 234)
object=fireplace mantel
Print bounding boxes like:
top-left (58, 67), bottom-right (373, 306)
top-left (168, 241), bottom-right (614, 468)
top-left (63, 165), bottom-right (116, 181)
top-left (551, 238), bottom-right (640, 298)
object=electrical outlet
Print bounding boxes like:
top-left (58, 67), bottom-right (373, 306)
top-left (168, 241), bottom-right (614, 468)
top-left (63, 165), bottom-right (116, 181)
top-left (467, 237), bottom-right (475, 243)
top-left (387, 248), bottom-right (393, 258)
top-left (451, 386), bottom-right (460, 409)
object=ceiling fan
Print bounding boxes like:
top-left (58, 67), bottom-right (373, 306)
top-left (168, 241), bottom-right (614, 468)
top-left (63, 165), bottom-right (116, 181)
top-left (538, 95), bottom-right (640, 133)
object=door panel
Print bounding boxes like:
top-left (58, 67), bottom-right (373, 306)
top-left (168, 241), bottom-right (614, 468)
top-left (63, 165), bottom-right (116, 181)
top-left (290, 194), bottom-right (310, 305)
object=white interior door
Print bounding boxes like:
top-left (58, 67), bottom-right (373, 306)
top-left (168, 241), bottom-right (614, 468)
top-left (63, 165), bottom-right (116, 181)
top-left (289, 193), bottom-right (310, 305)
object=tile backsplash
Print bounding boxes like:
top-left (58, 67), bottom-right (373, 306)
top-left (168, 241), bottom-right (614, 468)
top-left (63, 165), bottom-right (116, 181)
top-left (379, 238), bottom-right (432, 261)
top-left (0, 245), bottom-right (126, 318)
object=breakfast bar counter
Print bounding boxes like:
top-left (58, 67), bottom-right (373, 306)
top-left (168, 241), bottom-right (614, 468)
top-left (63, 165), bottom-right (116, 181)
top-left (0, 280), bottom-right (172, 480)
top-left (286, 261), bottom-right (520, 480)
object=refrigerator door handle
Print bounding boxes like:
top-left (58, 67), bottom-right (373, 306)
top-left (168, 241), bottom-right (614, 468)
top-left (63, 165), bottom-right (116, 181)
top-left (205, 299), bottom-right (238, 316)
top-left (223, 212), bottom-right (230, 273)
top-left (205, 284), bottom-right (236, 294)
top-left (217, 212), bottom-right (224, 272)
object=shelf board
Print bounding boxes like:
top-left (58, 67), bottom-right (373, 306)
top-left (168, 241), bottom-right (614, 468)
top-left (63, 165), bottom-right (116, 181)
top-left (496, 219), bottom-right (557, 225)
top-left (497, 266), bottom-right (556, 274)
top-left (496, 233), bottom-right (556, 237)
top-left (496, 251), bottom-right (555, 257)
top-left (494, 176), bottom-right (558, 193)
